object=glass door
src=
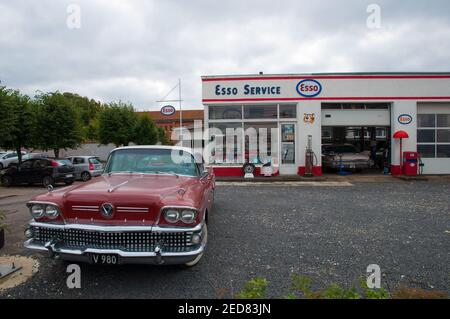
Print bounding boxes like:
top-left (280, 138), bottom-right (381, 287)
top-left (280, 123), bottom-right (297, 174)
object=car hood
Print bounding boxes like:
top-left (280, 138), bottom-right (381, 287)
top-left (48, 174), bottom-right (199, 225)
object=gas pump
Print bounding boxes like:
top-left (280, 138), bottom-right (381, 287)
top-left (304, 135), bottom-right (317, 177)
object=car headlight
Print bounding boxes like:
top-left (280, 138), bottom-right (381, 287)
top-left (30, 204), bottom-right (45, 219)
top-left (44, 205), bottom-right (60, 219)
top-left (181, 210), bottom-right (197, 224)
top-left (164, 209), bottom-right (180, 223)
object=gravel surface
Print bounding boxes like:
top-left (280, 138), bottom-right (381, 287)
top-left (0, 180), bottom-right (449, 298)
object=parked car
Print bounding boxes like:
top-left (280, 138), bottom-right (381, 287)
top-left (22, 153), bottom-right (49, 161)
top-left (0, 151), bottom-right (27, 170)
top-left (0, 158), bottom-right (75, 187)
top-left (24, 146), bottom-right (215, 267)
top-left (66, 156), bottom-right (103, 181)
top-left (322, 144), bottom-right (374, 171)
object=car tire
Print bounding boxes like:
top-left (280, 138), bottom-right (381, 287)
top-left (183, 224), bottom-right (208, 268)
top-left (1, 175), bottom-right (12, 187)
top-left (65, 179), bottom-right (74, 186)
top-left (42, 176), bottom-right (54, 188)
top-left (81, 172), bottom-right (91, 182)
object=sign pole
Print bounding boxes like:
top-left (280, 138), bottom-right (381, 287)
top-left (179, 79), bottom-right (182, 137)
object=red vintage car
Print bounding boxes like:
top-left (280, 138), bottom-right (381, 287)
top-left (24, 146), bottom-right (215, 267)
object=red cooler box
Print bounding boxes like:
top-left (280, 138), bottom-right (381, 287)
top-left (403, 152), bottom-right (419, 176)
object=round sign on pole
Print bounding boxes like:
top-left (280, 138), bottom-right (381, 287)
top-left (161, 105), bottom-right (176, 116)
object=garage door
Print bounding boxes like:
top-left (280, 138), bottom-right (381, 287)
top-left (321, 103), bottom-right (391, 126)
top-left (417, 103), bottom-right (450, 174)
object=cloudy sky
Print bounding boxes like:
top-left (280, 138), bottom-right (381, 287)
top-left (1, 0), bottom-right (450, 110)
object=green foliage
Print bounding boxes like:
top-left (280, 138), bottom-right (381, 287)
top-left (134, 115), bottom-right (158, 145)
top-left (235, 277), bottom-right (268, 299)
top-left (34, 92), bottom-right (83, 158)
top-left (62, 92), bottom-right (102, 141)
top-left (0, 211), bottom-right (9, 232)
top-left (0, 87), bottom-right (36, 163)
top-left (98, 102), bottom-right (138, 147)
top-left (359, 277), bottom-right (390, 299)
top-left (157, 126), bottom-right (169, 145)
top-left (240, 274), bottom-right (393, 300)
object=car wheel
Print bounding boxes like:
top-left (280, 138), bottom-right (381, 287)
top-left (65, 179), bottom-right (74, 185)
top-left (42, 176), bottom-right (54, 188)
top-left (184, 224), bottom-right (208, 268)
top-left (1, 175), bottom-right (12, 187)
top-left (81, 171), bottom-right (91, 182)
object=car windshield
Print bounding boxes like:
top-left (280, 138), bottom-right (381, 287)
top-left (324, 145), bottom-right (358, 154)
top-left (55, 159), bottom-right (71, 166)
top-left (104, 148), bottom-right (200, 177)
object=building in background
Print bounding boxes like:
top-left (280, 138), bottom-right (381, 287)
top-left (137, 109), bottom-right (204, 144)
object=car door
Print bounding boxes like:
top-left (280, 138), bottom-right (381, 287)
top-left (33, 159), bottom-right (49, 183)
top-left (72, 157), bottom-right (84, 178)
top-left (15, 160), bottom-right (34, 184)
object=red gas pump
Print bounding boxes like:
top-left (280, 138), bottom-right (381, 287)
top-left (403, 152), bottom-right (419, 176)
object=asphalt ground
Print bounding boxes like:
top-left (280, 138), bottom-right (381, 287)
top-left (0, 179), bottom-right (449, 298)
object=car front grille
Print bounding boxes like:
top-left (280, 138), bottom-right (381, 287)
top-left (32, 226), bottom-right (193, 252)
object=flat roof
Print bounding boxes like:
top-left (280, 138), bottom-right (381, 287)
top-left (202, 72), bottom-right (450, 79)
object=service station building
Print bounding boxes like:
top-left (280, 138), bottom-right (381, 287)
top-left (201, 73), bottom-right (450, 176)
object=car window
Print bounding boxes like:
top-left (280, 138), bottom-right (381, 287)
top-left (88, 158), bottom-right (101, 164)
top-left (6, 153), bottom-right (17, 159)
top-left (105, 149), bottom-right (200, 177)
top-left (20, 160), bottom-right (33, 169)
top-left (34, 160), bottom-right (48, 169)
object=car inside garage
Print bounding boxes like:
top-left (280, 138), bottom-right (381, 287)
top-left (321, 103), bottom-right (391, 174)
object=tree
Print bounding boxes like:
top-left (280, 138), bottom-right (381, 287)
top-left (98, 102), bottom-right (137, 147)
top-left (157, 126), bottom-right (169, 145)
top-left (0, 87), bottom-right (36, 164)
top-left (134, 115), bottom-right (158, 145)
top-left (34, 92), bottom-right (83, 158)
top-left (62, 92), bottom-right (102, 142)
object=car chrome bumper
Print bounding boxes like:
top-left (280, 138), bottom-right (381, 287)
top-left (24, 222), bottom-right (206, 265)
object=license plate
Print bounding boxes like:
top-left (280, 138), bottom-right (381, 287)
top-left (90, 253), bottom-right (119, 265)
top-left (66, 174), bottom-right (73, 178)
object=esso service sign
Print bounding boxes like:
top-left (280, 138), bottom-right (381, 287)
top-left (161, 105), bottom-right (176, 116)
top-left (398, 114), bottom-right (413, 125)
top-left (296, 79), bottom-right (322, 98)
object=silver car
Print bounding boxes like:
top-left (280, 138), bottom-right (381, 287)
top-left (66, 156), bottom-right (103, 181)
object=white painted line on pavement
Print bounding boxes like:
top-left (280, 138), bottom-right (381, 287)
top-left (216, 181), bottom-right (354, 187)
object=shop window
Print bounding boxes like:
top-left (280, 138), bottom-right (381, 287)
top-left (279, 104), bottom-right (297, 118)
top-left (417, 113), bottom-right (450, 158)
top-left (365, 103), bottom-right (390, 110)
top-left (342, 103), bottom-right (365, 110)
top-left (209, 105), bottom-right (242, 120)
top-left (418, 114), bottom-right (435, 127)
top-left (322, 103), bottom-right (342, 110)
top-left (437, 145), bottom-right (450, 158)
top-left (417, 129), bottom-right (435, 143)
top-left (243, 122), bottom-right (278, 165)
top-left (417, 145), bottom-right (435, 158)
top-left (437, 129), bottom-right (450, 143)
top-left (244, 105), bottom-right (277, 119)
top-left (437, 114), bottom-right (450, 127)
top-left (209, 123), bottom-right (243, 164)
top-left (322, 127), bottom-right (333, 139)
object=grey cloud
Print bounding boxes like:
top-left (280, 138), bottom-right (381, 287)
top-left (0, 0), bottom-right (449, 110)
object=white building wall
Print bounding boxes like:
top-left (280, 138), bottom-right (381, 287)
top-left (298, 100), bottom-right (322, 168)
top-left (390, 100), bottom-right (418, 167)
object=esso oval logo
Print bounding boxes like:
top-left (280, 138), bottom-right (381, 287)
top-left (161, 105), bottom-right (176, 116)
top-left (398, 114), bottom-right (413, 125)
top-left (296, 79), bottom-right (322, 97)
